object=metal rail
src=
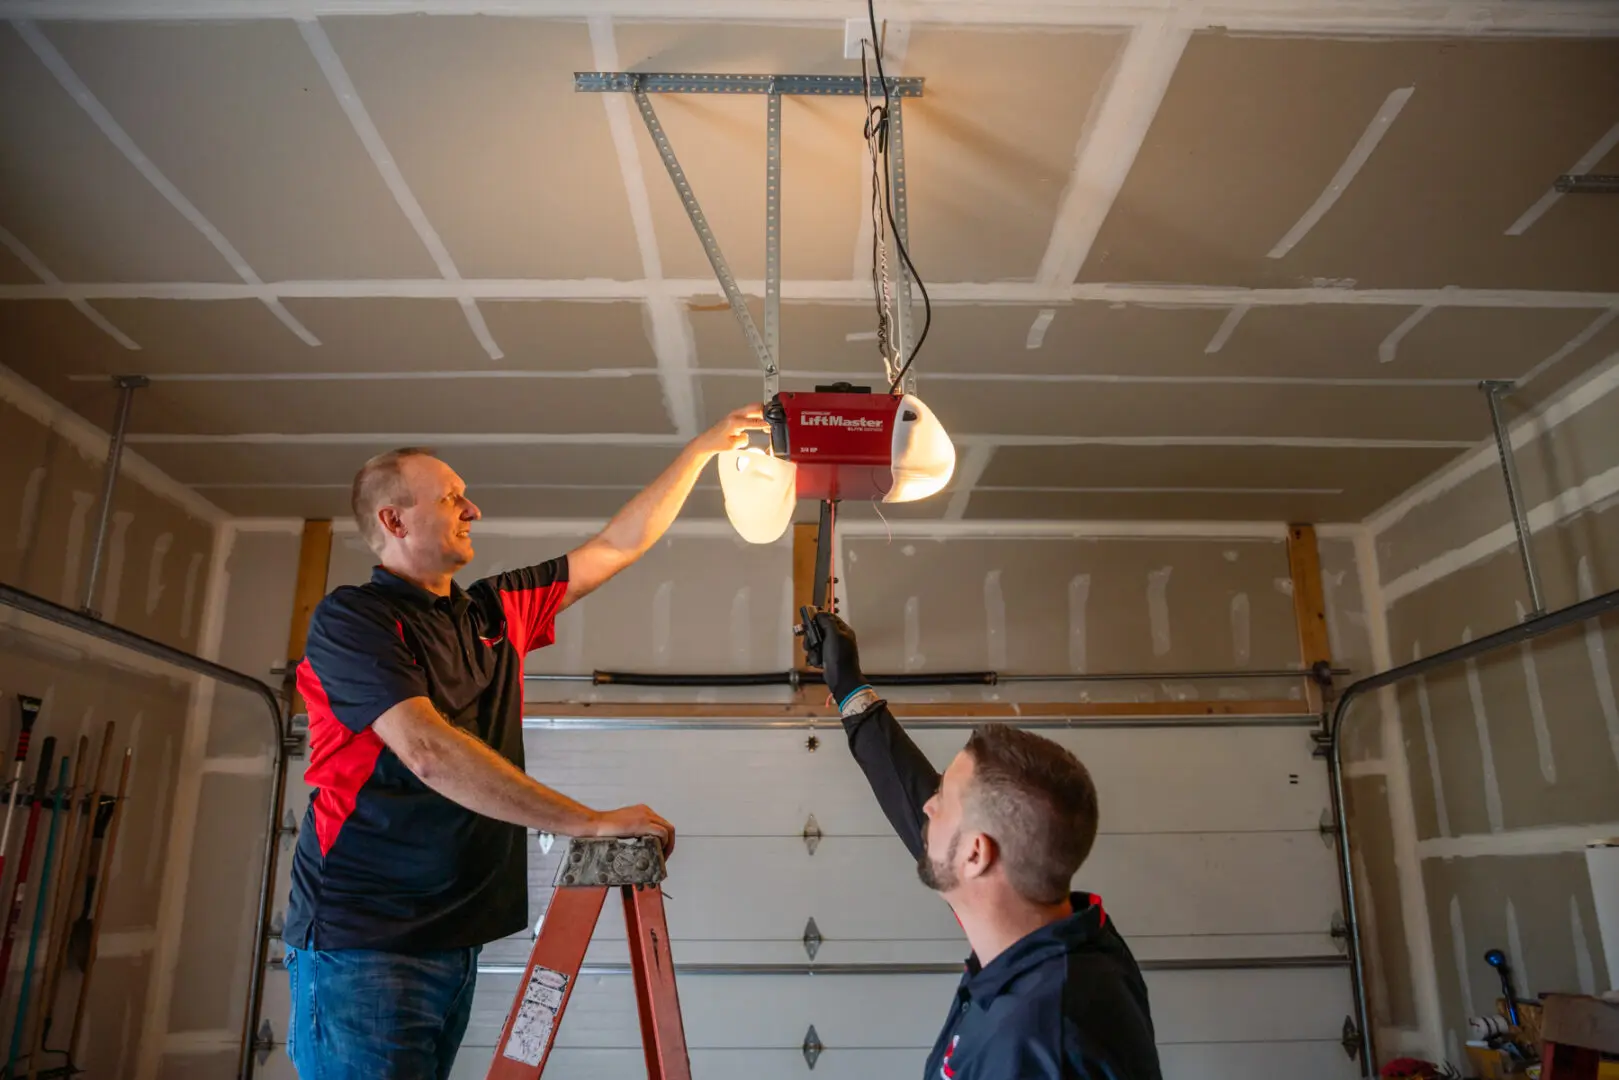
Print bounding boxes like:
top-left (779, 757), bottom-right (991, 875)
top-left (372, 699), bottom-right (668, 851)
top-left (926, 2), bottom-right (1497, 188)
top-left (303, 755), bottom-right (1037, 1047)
top-left (522, 713), bottom-right (1320, 732)
top-left (527, 665), bottom-right (1350, 687)
top-left (80, 375), bottom-right (147, 617)
top-left (1329, 584), bottom-right (1619, 1074)
top-left (478, 954), bottom-right (1350, 978)
top-left (576, 72), bottom-right (924, 97)
top-left (0, 583), bottom-right (289, 1080)
top-left (1480, 380), bottom-right (1545, 614)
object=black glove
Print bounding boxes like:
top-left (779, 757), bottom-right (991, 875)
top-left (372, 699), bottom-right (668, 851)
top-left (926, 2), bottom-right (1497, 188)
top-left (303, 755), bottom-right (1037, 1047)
top-left (810, 613), bottom-right (867, 705)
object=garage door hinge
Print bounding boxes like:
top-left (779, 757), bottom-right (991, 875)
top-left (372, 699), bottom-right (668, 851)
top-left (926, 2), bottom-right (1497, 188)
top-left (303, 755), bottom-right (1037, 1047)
top-left (267, 912), bottom-right (286, 969)
top-left (803, 917), bottom-right (822, 960)
top-left (802, 1024), bottom-right (823, 1069)
top-left (1319, 807), bottom-right (1339, 846)
top-left (802, 814), bottom-right (822, 856)
top-left (277, 810), bottom-right (299, 850)
top-left (1330, 912), bottom-right (1350, 952)
top-left (1340, 1014), bottom-right (1363, 1060)
top-left (252, 1019), bottom-right (276, 1066)
top-left (1310, 729), bottom-right (1333, 759)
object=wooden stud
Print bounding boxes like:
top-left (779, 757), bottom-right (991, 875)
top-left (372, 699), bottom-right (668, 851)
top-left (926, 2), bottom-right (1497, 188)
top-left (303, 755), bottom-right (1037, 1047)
top-left (1286, 523), bottom-right (1333, 715)
top-left (791, 522), bottom-right (822, 704)
top-left (285, 519), bottom-right (333, 713)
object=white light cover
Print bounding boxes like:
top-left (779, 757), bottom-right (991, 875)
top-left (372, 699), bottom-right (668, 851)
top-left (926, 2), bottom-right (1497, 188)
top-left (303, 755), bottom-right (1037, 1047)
top-left (718, 448), bottom-right (797, 543)
top-left (884, 394), bottom-right (956, 503)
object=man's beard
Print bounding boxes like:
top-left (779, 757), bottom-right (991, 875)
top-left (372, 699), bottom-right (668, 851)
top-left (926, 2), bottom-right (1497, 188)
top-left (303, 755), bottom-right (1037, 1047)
top-left (917, 820), bottom-right (961, 893)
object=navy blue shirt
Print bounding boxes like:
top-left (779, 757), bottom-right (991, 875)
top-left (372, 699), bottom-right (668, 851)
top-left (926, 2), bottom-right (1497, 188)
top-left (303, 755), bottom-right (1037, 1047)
top-left (842, 701), bottom-right (1162, 1079)
top-left (285, 560), bottom-right (567, 953)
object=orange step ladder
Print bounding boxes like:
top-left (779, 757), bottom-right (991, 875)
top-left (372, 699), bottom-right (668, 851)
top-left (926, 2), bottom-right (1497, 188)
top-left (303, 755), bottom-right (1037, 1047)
top-left (486, 837), bottom-right (689, 1080)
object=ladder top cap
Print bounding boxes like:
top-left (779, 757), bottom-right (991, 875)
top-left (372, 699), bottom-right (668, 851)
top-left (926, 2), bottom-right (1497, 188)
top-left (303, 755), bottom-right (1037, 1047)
top-left (554, 837), bottom-right (668, 888)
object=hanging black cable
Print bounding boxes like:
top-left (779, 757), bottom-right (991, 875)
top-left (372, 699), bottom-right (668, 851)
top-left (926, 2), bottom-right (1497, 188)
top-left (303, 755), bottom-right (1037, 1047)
top-left (865, 0), bottom-right (933, 394)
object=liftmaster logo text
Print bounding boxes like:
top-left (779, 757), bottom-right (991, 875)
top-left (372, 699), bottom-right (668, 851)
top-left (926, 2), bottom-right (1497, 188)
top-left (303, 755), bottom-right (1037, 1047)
top-left (801, 412), bottom-right (884, 430)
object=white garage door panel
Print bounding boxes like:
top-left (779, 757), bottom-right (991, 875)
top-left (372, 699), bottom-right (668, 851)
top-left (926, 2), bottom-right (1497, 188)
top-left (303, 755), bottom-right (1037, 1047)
top-left (464, 972), bottom-right (956, 1050)
top-left (523, 726), bottom-right (1325, 837)
top-left (1157, 1041), bottom-right (1360, 1080)
top-left (450, 1047), bottom-right (927, 1080)
top-left (1144, 968), bottom-right (1352, 1043)
top-left (461, 968), bottom-right (1348, 1052)
top-left (541, 832), bottom-right (1335, 946)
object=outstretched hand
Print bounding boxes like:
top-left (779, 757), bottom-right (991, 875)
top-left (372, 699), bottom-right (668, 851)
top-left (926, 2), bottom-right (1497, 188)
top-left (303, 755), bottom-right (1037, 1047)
top-left (689, 403), bottom-right (769, 457)
top-left (809, 612), bottom-right (866, 705)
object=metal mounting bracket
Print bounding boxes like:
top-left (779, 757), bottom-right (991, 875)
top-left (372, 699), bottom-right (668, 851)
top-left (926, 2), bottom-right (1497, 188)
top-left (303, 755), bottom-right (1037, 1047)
top-left (1330, 912), bottom-right (1350, 954)
top-left (1556, 173), bottom-right (1619, 194)
top-left (802, 814), bottom-right (823, 856)
top-left (802, 916), bottom-right (823, 960)
top-left (267, 912), bottom-right (287, 969)
top-left (887, 95), bottom-right (917, 396)
top-left (253, 1019), bottom-right (276, 1066)
top-left (802, 1024), bottom-right (824, 1069)
top-left (579, 71), bottom-right (926, 402)
top-left (277, 810), bottom-right (299, 850)
top-left (630, 87), bottom-right (777, 398)
top-left (577, 71), bottom-right (923, 97)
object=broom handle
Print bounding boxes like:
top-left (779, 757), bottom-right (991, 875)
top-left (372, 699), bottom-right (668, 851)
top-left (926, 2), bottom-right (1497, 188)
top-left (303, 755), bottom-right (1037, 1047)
top-left (68, 750), bottom-right (131, 1064)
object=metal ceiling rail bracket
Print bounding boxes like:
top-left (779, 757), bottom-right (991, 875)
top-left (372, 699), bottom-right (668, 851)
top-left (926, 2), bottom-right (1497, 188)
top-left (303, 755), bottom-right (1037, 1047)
top-left (579, 71), bottom-right (927, 399)
top-left (1328, 584), bottom-right (1619, 1076)
top-left (629, 86), bottom-right (778, 395)
top-left (765, 89), bottom-right (783, 379)
top-left (1479, 379), bottom-right (1545, 614)
top-left (1555, 173), bottom-right (1619, 194)
top-left (576, 72), bottom-right (924, 97)
top-left (888, 95), bottom-right (917, 396)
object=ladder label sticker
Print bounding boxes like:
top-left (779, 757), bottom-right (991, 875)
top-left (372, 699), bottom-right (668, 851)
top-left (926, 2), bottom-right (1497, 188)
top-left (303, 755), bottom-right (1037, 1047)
top-left (503, 966), bottom-right (570, 1066)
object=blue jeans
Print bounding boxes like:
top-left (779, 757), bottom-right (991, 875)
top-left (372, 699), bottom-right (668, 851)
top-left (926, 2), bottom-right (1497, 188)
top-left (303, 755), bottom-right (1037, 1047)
top-left (285, 944), bottom-right (480, 1080)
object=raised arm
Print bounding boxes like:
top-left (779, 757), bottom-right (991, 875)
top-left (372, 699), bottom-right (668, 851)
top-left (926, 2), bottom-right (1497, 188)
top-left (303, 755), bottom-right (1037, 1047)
top-left (371, 697), bottom-right (671, 848)
top-left (812, 613), bottom-right (940, 860)
top-left (562, 404), bottom-right (767, 610)
top-left (299, 591), bottom-right (672, 850)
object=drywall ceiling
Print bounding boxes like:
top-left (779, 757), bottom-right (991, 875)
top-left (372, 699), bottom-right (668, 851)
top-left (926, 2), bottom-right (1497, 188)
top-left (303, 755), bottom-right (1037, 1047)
top-left (1, 0), bottom-right (1618, 523)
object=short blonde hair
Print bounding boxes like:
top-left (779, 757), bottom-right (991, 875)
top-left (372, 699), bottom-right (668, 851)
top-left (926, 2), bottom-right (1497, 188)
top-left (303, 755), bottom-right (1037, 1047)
top-left (351, 447), bottom-right (438, 554)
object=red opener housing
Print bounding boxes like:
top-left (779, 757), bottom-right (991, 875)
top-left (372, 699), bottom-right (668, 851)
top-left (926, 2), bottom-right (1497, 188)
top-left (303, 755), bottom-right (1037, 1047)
top-left (769, 389), bottom-right (902, 502)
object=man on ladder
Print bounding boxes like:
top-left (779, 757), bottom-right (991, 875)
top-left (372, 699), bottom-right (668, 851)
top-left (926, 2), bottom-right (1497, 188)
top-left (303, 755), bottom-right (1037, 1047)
top-left (283, 405), bottom-right (764, 1080)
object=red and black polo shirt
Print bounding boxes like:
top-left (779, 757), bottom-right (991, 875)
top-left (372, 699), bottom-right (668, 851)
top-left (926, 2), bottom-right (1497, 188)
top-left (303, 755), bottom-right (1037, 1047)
top-left (285, 560), bottom-right (568, 953)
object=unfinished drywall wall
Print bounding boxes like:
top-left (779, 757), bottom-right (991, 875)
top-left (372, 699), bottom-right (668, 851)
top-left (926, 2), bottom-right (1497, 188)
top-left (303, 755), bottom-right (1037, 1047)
top-left (0, 395), bottom-right (215, 649)
top-left (1350, 350), bottom-right (1619, 1069)
top-left (319, 524), bottom-right (1317, 705)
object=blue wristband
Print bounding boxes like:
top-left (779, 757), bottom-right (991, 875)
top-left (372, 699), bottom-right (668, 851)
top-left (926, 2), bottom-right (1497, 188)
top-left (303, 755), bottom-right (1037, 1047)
top-left (837, 685), bottom-right (875, 712)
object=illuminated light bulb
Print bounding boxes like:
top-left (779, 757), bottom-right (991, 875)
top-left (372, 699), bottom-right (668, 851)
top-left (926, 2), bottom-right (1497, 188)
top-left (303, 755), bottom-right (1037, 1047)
top-left (718, 448), bottom-right (797, 544)
top-left (884, 394), bottom-right (955, 503)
